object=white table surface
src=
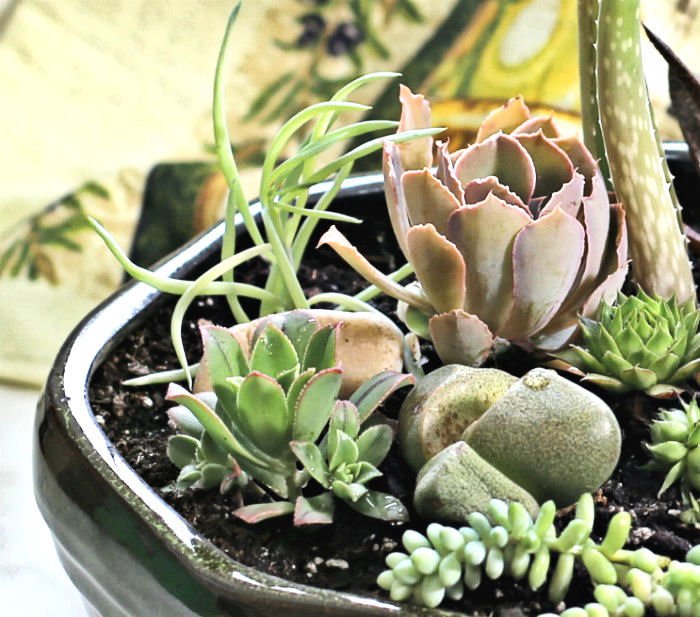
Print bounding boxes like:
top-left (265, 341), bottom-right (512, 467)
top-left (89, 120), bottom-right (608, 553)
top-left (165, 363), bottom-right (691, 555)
top-left (0, 383), bottom-right (86, 616)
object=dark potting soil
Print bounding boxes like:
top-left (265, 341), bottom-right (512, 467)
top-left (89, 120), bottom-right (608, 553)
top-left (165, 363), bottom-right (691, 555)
top-left (91, 202), bottom-right (700, 617)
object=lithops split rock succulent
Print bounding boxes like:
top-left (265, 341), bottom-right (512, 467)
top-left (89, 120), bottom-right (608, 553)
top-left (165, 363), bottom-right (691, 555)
top-left (398, 365), bottom-right (517, 472)
top-left (405, 367), bottom-right (621, 521)
top-left (413, 441), bottom-right (540, 522)
top-left (463, 368), bottom-right (621, 505)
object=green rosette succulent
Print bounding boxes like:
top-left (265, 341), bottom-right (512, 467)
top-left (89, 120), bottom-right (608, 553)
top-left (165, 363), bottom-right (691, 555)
top-left (646, 400), bottom-right (700, 498)
top-left (165, 310), bottom-right (414, 524)
top-left (555, 290), bottom-right (700, 398)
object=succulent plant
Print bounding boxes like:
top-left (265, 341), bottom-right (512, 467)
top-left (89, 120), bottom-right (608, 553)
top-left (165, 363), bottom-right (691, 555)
top-left (378, 493), bottom-right (700, 613)
top-left (319, 89), bottom-right (628, 366)
top-left (645, 399), bottom-right (700, 499)
top-left (400, 366), bottom-right (620, 517)
top-left (166, 310), bottom-right (414, 524)
top-left (291, 397), bottom-right (407, 521)
top-left (554, 290), bottom-right (700, 398)
top-left (167, 392), bottom-right (249, 493)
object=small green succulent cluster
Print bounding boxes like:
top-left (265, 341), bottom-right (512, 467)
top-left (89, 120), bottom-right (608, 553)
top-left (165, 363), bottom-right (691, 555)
top-left (645, 400), bottom-right (700, 518)
top-left (549, 549), bottom-right (700, 617)
top-left (555, 290), bottom-right (700, 398)
top-left (377, 494), bottom-right (700, 614)
top-left (291, 397), bottom-right (404, 520)
top-left (166, 311), bottom-right (413, 524)
top-left (167, 394), bottom-right (249, 492)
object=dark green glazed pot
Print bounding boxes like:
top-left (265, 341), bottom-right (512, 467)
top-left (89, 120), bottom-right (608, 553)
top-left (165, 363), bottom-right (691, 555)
top-left (34, 148), bottom-right (698, 617)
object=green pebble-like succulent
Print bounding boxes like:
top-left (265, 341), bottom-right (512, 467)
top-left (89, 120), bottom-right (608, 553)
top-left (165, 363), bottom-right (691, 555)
top-left (401, 366), bottom-right (621, 518)
top-left (646, 399), bottom-right (700, 497)
top-left (555, 290), bottom-right (700, 399)
top-left (166, 310), bottom-right (414, 525)
top-left (378, 494), bottom-right (700, 614)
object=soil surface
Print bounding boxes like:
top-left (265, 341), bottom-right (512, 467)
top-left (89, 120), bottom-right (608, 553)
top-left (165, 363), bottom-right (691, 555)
top-left (91, 191), bottom-right (700, 616)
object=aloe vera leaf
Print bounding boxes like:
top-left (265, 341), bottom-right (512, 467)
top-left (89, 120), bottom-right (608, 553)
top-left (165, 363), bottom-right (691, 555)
top-left (577, 0), bottom-right (610, 186)
top-left (595, 0), bottom-right (694, 303)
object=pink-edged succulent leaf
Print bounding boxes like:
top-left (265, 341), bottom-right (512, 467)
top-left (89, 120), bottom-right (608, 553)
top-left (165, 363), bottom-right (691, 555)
top-left (578, 172), bottom-right (614, 289)
top-left (349, 370), bottom-right (415, 423)
top-left (356, 424), bottom-right (394, 467)
top-left (435, 140), bottom-right (465, 204)
top-left (554, 135), bottom-right (599, 195)
top-left (329, 400), bottom-right (361, 440)
top-left (397, 84), bottom-right (433, 170)
top-left (317, 226), bottom-right (434, 314)
top-left (166, 383), bottom-right (271, 470)
top-left (428, 309), bottom-right (494, 366)
top-left (236, 372), bottom-right (290, 458)
top-left (514, 131), bottom-right (574, 197)
top-left (406, 224), bottom-right (466, 314)
top-left (541, 172), bottom-right (585, 219)
top-left (512, 115), bottom-right (561, 138)
top-left (194, 325), bottom-right (248, 393)
top-left (249, 324), bottom-right (299, 381)
top-left (453, 133), bottom-right (536, 203)
top-left (476, 96), bottom-right (530, 142)
top-left (402, 168), bottom-right (461, 235)
top-left (504, 207), bottom-right (586, 340)
top-left (447, 194), bottom-right (530, 333)
top-left (462, 176), bottom-right (528, 211)
top-left (292, 367), bottom-right (343, 443)
top-left (301, 324), bottom-right (338, 372)
top-left (383, 143), bottom-right (411, 259)
top-left (234, 501), bottom-right (295, 524)
top-left (344, 490), bottom-right (409, 522)
top-left (531, 319), bottom-right (580, 352)
top-left (581, 204), bottom-right (629, 317)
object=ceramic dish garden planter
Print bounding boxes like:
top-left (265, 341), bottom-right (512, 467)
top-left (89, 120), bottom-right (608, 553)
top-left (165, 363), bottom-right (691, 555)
top-left (34, 145), bottom-right (697, 617)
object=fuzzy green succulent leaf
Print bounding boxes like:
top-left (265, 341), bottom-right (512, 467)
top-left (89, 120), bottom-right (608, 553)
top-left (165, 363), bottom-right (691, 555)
top-left (329, 430), bottom-right (359, 471)
top-left (233, 501), bottom-right (296, 524)
top-left (302, 324), bottom-right (338, 371)
top-left (332, 480), bottom-right (368, 503)
top-left (166, 384), bottom-right (270, 470)
top-left (292, 367), bottom-right (343, 443)
top-left (200, 431), bottom-right (229, 467)
top-left (201, 326), bottom-right (249, 390)
top-left (235, 371), bottom-right (290, 458)
top-left (249, 324), bottom-right (299, 382)
top-left (329, 400), bottom-right (361, 440)
top-left (289, 440), bottom-right (330, 488)
top-left (346, 490), bottom-right (409, 522)
top-left (167, 434), bottom-right (199, 469)
top-left (294, 492), bottom-right (335, 525)
top-left (167, 404), bottom-right (204, 437)
top-left (356, 424), bottom-right (393, 467)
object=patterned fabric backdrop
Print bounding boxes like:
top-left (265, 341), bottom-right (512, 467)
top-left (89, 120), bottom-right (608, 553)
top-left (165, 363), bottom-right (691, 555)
top-left (0, 0), bottom-right (696, 384)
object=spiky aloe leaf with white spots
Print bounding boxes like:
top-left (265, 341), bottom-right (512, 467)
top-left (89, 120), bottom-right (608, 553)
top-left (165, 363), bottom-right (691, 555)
top-left (579, 0), bottom-right (695, 304)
